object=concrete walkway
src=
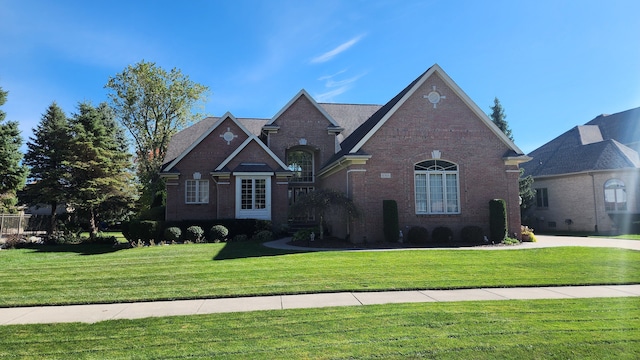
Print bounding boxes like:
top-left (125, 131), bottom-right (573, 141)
top-left (2, 285), bottom-right (639, 325)
top-left (1, 235), bottom-right (638, 325)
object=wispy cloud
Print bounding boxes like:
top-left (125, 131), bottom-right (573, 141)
top-left (314, 71), bottom-right (366, 102)
top-left (310, 34), bottom-right (365, 64)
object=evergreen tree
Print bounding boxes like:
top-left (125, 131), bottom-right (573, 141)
top-left (488, 97), bottom-right (534, 215)
top-left (23, 102), bottom-right (72, 234)
top-left (105, 60), bottom-right (209, 210)
top-left (0, 86), bottom-right (28, 213)
top-left (66, 102), bottom-right (135, 238)
top-left (489, 97), bottom-right (514, 142)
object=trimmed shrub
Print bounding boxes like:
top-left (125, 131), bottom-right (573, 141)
top-left (460, 225), bottom-right (484, 244)
top-left (210, 225), bottom-right (229, 243)
top-left (232, 234), bottom-right (249, 242)
top-left (431, 226), bottom-right (453, 243)
top-left (164, 227), bottom-right (182, 242)
top-left (253, 230), bottom-right (273, 242)
top-left (489, 199), bottom-right (508, 243)
top-left (185, 225), bottom-right (205, 243)
top-left (382, 200), bottom-right (400, 242)
top-left (407, 226), bottom-right (428, 244)
top-left (139, 206), bottom-right (165, 221)
top-left (293, 229), bottom-right (314, 242)
top-left (139, 221), bottom-right (161, 243)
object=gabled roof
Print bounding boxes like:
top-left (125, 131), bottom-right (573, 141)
top-left (323, 64), bottom-right (526, 169)
top-left (215, 136), bottom-right (289, 172)
top-left (522, 125), bottom-right (640, 178)
top-left (585, 106), bottom-right (640, 152)
top-left (265, 89), bottom-right (341, 129)
top-left (162, 112), bottom-right (256, 172)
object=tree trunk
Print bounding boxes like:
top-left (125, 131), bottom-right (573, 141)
top-left (49, 201), bottom-right (58, 236)
top-left (88, 207), bottom-right (98, 240)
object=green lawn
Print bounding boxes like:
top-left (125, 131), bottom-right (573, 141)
top-left (1, 241), bottom-right (639, 307)
top-left (1, 297), bottom-right (638, 359)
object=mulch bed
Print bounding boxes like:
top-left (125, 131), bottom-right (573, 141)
top-left (287, 237), bottom-right (505, 249)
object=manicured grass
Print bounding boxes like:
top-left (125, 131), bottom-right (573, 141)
top-left (1, 242), bottom-right (640, 307)
top-left (596, 234), bottom-right (640, 241)
top-left (1, 297), bottom-right (638, 359)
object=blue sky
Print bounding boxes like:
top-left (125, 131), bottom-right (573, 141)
top-left (1, 0), bottom-right (639, 154)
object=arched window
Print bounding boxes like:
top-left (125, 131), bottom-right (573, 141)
top-left (604, 179), bottom-right (626, 211)
top-left (414, 160), bottom-right (460, 214)
top-left (287, 150), bottom-right (313, 183)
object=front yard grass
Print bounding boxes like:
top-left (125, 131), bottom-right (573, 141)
top-left (1, 241), bottom-right (639, 307)
top-left (1, 297), bottom-right (638, 359)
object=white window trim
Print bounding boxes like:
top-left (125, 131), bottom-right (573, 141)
top-left (414, 160), bottom-right (460, 215)
top-left (235, 176), bottom-right (271, 220)
top-left (185, 179), bottom-right (209, 204)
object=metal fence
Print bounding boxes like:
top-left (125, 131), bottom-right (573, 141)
top-left (0, 214), bottom-right (50, 237)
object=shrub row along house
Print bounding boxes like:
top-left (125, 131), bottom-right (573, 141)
top-left (160, 64), bottom-right (530, 243)
top-left (522, 107), bottom-right (640, 234)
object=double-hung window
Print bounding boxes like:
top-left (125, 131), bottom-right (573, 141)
top-left (535, 188), bottom-right (548, 208)
top-left (414, 160), bottom-right (459, 214)
top-left (185, 180), bottom-right (209, 204)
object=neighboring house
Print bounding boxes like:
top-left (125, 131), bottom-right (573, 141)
top-left (522, 107), bottom-right (640, 234)
top-left (161, 64), bottom-right (530, 243)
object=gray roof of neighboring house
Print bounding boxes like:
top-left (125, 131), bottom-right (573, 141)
top-left (585, 107), bottom-right (640, 152)
top-left (522, 107), bottom-right (640, 177)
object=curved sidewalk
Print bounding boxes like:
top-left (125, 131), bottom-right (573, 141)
top-left (264, 235), bottom-right (640, 251)
top-left (1, 285), bottom-right (639, 325)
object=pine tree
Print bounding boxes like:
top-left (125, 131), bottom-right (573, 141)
top-left (23, 102), bottom-right (73, 234)
top-left (66, 102), bottom-right (134, 238)
top-left (489, 97), bottom-right (514, 142)
top-left (0, 86), bottom-right (28, 213)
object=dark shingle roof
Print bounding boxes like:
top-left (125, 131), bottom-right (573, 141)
top-left (522, 123), bottom-right (640, 177)
top-left (319, 103), bottom-right (382, 140)
top-left (323, 68), bottom-right (430, 167)
top-left (585, 107), bottom-right (640, 152)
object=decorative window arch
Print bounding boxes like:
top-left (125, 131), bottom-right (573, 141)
top-left (604, 179), bottom-right (626, 211)
top-left (287, 149), bottom-right (314, 183)
top-left (414, 160), bottom-right (460, 214)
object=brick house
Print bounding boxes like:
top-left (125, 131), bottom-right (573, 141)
top-left (522, 107), bottom-right (640, 234)
top-left (161, 64), bottom-right (530, 242)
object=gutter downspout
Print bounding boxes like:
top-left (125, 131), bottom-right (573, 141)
top-left (590, 173), bottom-right (598, 232)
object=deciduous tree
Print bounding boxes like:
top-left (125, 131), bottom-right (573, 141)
top-left (105, 60), bottom-right (209, 210)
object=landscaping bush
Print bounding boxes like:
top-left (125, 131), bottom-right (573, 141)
top-left (489, 199), bottom-right (507, 243)
top-left (139, 206), bottom-right (166, 221)
top-left (382, 200), bottom-right (400, 242)
top-left (407, 226), bottom-right (428, 244)
top-left (185, 226), bottom-right (205, 243)
top-left (139, 221), bottom-right (161, 243)
top-left (252, 230), bottom-right (273, 242)
top-left (460, 225), bottom-right (484, 244)
top-left (431, 226), bottom-right (453, 243)
top-left (293, 229), bottom-right (315, 242)
top-left (521, 225), bottom-right (536, 242)
top-left (164, 227), bottom-right (182, 242)
top-left (503, 237), bottom-right (520, 245)
top-left (209, 225), bottom-right (229, 243)
top-left (231, 234), bottom-right (248, 242)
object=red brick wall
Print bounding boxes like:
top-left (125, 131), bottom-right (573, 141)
top-left (324, 73), bottom-right (523, 242)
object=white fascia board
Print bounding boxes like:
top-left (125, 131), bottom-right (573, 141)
top-left (215, 136), bottom-right (289, 171)
top-left (265, 89), bottom-right (340, 128)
